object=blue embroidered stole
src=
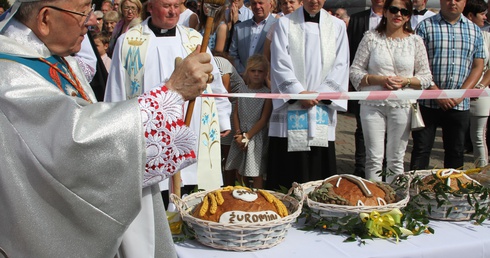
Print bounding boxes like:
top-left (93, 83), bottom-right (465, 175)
top-left (0, 53), bottom-right (82, 98)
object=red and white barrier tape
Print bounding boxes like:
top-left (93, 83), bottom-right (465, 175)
top-left (203, 89), bottom-right (490, 100)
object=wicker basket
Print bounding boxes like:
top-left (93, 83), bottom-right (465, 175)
top-left (409, 169), bottom-right (490, 221)
top-left (170, 189), bottom-right (302, 251)
top-left (298, 174), bottom-right (410, 221)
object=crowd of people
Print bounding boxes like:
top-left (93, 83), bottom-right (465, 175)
top-left (1, 0), bottom-right (489, 256)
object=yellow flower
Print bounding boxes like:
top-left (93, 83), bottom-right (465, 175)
top-left (359, 209), bottom-right (412, 242)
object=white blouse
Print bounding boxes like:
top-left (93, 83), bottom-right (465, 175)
top-left (350, 30), bottom-right (433, 107)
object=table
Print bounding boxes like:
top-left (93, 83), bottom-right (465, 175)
top-left (175, 220), bottom-right (490, 258)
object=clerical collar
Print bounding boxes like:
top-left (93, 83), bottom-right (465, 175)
top-left (303, 8), bottom-right (320, 23)
top-left (413, 9), bottom-right (428, 16)
top-left (148, 18), bottom-right (176, 37)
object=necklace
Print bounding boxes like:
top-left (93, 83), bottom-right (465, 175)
top-left (39, 56), bottom-right (92, 103)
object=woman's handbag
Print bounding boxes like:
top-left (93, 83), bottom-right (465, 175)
top-left (411, 102), bottom-right (425, 131)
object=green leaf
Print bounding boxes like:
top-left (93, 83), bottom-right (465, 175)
top-left (344, 236), bottom-right (356, 242)
top-left (445, 206), bottom-right (452, 218)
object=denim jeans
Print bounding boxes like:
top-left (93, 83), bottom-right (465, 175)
top-left (410, 105), bottom-right (470, 170)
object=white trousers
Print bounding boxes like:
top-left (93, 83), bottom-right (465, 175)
top-left (470, 115), bottom-right (488, 167)
top-left (360, 104), bottom-right (410, 181)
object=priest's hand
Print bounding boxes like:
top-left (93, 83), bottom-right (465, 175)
top-left (220, 130), bottom-right (231, 137)
top-left (299, 91), bottom-right (319, 108)
top-left (166, 45), bottom-right (213, 101)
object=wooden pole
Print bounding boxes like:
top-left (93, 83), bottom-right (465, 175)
top-left (171, 14), bottom-right (216, 198)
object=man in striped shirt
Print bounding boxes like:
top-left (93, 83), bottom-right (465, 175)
top-left (410, 0), bottom-right (485, 170)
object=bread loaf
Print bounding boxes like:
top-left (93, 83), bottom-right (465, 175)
top-left (309, 175), bottom-right (396, 206)
top-left (419, 169), bottom-right (477, 192)
top-left (192, 186), bottom-right (288, 223)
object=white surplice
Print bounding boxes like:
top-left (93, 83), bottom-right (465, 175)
top-left (269, 7), bottom-right (349, 141)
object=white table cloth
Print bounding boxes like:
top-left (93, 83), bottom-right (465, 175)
top-left (175, 220), bottom-right (490, 258)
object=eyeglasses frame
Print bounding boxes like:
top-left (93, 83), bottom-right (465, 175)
top-left (122, 6), bottom-right (138, 12)
top-left (44, 3), bottom-right (96, 25)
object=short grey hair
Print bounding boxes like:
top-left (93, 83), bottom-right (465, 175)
top-left (15, 0), bottom-right (62, 23)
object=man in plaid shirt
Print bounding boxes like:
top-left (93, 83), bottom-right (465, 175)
top-left (410, 0), bottom-right (485, 170)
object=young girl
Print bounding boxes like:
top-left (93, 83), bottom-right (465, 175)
top-left (225, 55), bottom-right (272, 189)
top-left (197, 3), bottom-right (228, 52)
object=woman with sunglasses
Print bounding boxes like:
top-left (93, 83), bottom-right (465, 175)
top-left (108, 0), bottom-right (143, 57)
top-left (349, 0), bottom-right (433, 182)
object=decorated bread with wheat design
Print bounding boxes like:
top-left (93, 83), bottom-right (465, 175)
top-left (308, 175), bottom-right (396, 206)
top-left (419, 169), bottom-right (479, 192)
top-left (191, 186), bottom-right (289, 224)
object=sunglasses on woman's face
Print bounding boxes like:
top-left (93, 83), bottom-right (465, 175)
top-left (388, 6), bottom-right (411, 16)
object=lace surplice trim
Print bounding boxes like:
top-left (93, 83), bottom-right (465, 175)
top-left (138, 86), bottom-right (196, 188)
top-left (74, 55), bottom-right (96, 83)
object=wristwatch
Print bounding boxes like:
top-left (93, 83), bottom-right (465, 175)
top-left (405, 78), bottom-right (411, 88)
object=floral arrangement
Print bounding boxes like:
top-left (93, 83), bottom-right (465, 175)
top-left (300, 205), bottom-right (432, 244)
top-left (300, 172), bottom-right (433, 244)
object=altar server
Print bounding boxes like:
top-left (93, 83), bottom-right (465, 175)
top-left (266, 0), bottom-right (349, 190)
